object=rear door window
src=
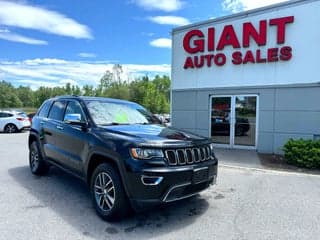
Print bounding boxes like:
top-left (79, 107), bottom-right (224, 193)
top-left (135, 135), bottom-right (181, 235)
top-left (38, 100), bottom-right (52, 118)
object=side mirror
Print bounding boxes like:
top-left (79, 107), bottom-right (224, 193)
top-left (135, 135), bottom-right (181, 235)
top-left (64, 113), bottom-right (81, 123)
top-left (64, 113), bottom-right (88, 129)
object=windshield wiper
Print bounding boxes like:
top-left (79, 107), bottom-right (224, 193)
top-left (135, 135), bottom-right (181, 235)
top-left (134, 122), bottom-right (150, 125)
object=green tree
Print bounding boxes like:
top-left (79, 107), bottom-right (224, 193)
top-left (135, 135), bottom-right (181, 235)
top-left (82, 85), bottom-right (95, 96)
top-left (0, 81), bottom-right (22, 108)
top-left (16, 86), bottom-right (34, 107)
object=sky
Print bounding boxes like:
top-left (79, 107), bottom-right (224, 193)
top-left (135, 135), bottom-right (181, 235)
top-left (0, 0), bottom-right (288, 89)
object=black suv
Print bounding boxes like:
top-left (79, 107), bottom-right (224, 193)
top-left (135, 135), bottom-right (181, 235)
top-left (28, 96), bottom-right (218, 221)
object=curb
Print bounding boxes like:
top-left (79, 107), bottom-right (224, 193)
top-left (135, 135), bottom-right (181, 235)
top-left (219, 163), bottom-right (320, 178)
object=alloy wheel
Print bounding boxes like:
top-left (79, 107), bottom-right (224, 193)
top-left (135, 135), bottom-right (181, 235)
top-left (5, 124), bottom-right (17, 133)
top-left (94, 172), bottom-right (115, 211)
top-left (30, 148), bottom-right (39, 172)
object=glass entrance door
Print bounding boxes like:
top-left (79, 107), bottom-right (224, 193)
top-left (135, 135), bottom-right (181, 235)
top-left (211, 96), bottom-right (231, 145)
top-left (211, 95), bottom-right (258, 149)
top-left (234, 96), bottom-right (257, 147)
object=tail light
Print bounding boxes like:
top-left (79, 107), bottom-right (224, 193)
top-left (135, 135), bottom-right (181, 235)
top-left (16, 117), bottom-right (24, 121)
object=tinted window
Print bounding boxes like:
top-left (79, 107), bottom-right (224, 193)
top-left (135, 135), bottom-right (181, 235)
top-left (48, 101), bottom-right (66, 121)
top-left (38, 100), bottom-right (52, 118)
top-left (64, 101), bottom-right (86, 123)
top-left (0, 112), bottom-right (13, 118)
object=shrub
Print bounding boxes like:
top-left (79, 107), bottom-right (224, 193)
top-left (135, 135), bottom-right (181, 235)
top-left (283, 139), bottom-right (320, 169)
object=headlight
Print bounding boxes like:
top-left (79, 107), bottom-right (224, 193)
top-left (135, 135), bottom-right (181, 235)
top-left (130, 148), bottom-right (164, 159)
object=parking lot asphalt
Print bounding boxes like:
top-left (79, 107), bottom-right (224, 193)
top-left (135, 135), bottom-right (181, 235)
top-left (1, 132), bottom-right (320, 240)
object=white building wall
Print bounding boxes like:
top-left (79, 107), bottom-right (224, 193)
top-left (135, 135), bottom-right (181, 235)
top-left (172, 0), bottom-right (320, 90)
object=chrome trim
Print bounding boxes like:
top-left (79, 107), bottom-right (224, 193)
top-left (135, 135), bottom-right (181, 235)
top-left (165, 150), bottom-right (177, 165)
top-left (186, 148), bottom-right (193, 164)
top-left (162, 182), bottom-right (191, 202)
top-left (177, 149), bottom-right (186, 165)
top-left (141, 175), bottom-right (164, 186)
top-left (194, 166), bottom-right (209, 172)
top-left (165, 145), bottom-right (212, 166)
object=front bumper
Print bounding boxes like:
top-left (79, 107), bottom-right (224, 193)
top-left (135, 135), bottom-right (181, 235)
top-left (125, 159), bottom-right (218, 209)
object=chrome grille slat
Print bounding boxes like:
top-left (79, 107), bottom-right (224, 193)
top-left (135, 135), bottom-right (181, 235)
top-left (186, 149), bottom-right (193, 164)
top-left (177, 149), bottom-right (186, 165)
top-left (165, 145), bottom-right (211, 166)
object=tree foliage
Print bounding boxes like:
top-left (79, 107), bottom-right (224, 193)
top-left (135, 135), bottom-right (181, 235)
top-left (0, 65), bottom-right (171, 113)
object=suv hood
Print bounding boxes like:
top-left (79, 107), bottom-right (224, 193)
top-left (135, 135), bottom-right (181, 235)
top-left (101, 124), bottom-right (210, 146)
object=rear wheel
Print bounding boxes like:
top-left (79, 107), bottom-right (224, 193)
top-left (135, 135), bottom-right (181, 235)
top-left (29, 141), bottom-right (49, 175)
top-left (4, 124), bottom-right (18, 133)
top-left (90, 163), bottom-right (130, 221)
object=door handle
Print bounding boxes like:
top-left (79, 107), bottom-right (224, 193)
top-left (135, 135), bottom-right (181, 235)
top-left (56, 125), bottom-right (64, 130)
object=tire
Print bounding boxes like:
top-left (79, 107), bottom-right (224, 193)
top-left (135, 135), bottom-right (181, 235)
top-left (29, 141), bottom-right (49, 175)
top-left (90, 163), bottom-right (130, 221)
top-left (4, 123), bottom-right (18, 133)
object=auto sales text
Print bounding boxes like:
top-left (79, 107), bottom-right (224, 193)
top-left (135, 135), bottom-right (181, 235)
top-left (183, 16), bottom-right (294, 69)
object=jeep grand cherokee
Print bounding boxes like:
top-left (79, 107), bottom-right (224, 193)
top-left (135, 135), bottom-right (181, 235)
top-left (28, 96), bottom-right (218, 221)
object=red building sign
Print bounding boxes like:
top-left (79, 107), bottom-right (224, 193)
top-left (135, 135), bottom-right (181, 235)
top-left (182, 16), bottom-right (294, 69)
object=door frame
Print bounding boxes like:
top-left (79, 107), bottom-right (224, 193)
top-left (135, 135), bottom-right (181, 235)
top-left (209, 94), bottom-right (259, 150)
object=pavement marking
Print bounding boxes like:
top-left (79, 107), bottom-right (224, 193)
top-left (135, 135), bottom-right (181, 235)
top-left (219, 164), bottom-right (320, 178)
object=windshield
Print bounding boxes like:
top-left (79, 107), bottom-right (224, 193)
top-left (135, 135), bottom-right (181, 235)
top-left (85, 100), bottom-right (160, 125)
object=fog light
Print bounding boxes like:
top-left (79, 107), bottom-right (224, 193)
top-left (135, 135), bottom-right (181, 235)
top-left (141, 176), bottom-right (163, 185)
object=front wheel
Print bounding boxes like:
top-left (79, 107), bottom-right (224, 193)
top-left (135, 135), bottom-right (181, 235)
top-left (90, 163), bottom-right (130, 221)
top-left (29, 141), bottom-right (49, 175)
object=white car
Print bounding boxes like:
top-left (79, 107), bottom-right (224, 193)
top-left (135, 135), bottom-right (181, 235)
top-left (0, 110), bottom-right (31, 133)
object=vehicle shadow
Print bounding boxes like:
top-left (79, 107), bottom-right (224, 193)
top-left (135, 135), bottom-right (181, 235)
top-left (9, 166), bottom-right (210, 240)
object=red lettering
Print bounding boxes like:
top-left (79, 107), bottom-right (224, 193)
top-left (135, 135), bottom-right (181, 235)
top-left (232, 51), bottom-right (243, 65)
top-left (204, 54), bottom-right (214, 67)
top-left (216, 25), bottom-right (240, 50)
top-left (183, 30), bottom-right (205, 54)
top-left (243, 50), bottom-right (255, 64)
top-left (214, 53), bottom-right (226, 66)
top-left (194, 55), bottom-right (204, 68)
top-left (184, 57), bottom-right (194, 69)
top-left (267, 48), bottom-right (279, 62)
top-left (207, 28), bottom-right (215, 51)
top-left (256, 49), bottom-right (267, 63)
top-left (243, 20), bottom-right (267, 47)
top-left (280, 46), bottom-right (292, 61)
top-left (269, 16), bottom-right (294, 44)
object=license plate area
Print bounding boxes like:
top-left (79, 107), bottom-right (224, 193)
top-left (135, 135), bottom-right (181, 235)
top-left (193, 167), bottom-right (209, 184)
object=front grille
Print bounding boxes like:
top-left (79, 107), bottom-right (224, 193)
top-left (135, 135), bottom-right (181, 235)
top-left (164, 145), bottom-right (212, 166)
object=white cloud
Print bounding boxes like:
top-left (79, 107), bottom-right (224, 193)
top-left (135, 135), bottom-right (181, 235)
top-left (148, 16), bottom-right (190, 26)
top-left (134, 0), bottom-right (184, 12)
top-left (0, 1), bottom-right (92, 39)
top-left (16, 79), bottom-right (58, 90)
top-left (141, 32), bottom-right (155, 37)
top-left (59, 79), bottom-right (78, 86)
top-left (0, 30), bottom-right (47, 45)
top-left (78, 52), bottom-right (96, 58)
top-left (0, 58), bottom-right (171, 89)
top-left (222, 0), bottom-right (288, 13)
top-left (150, 38), bottom-right (172, 48)
top-left (23, 58), bottom-right (68, 65)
